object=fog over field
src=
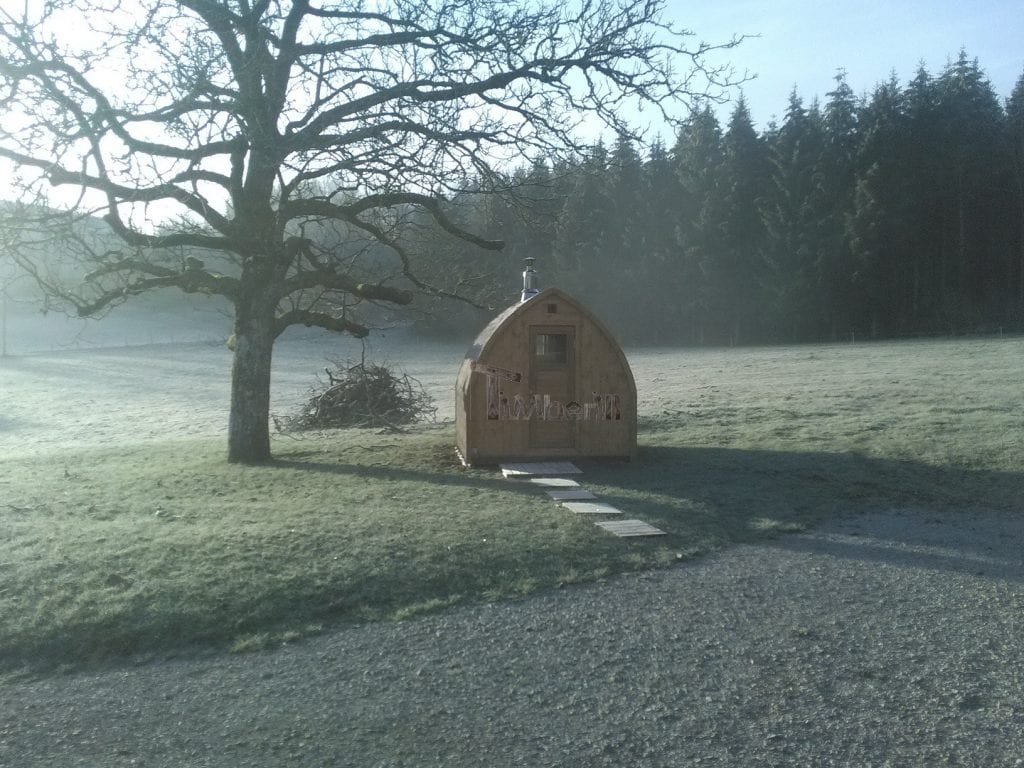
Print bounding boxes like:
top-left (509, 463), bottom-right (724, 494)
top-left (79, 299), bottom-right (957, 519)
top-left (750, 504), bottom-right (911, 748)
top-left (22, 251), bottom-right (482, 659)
top-left (2, 295), bottom-right (1022, 473)
top-left (0, 298), bottom-right (469, 457)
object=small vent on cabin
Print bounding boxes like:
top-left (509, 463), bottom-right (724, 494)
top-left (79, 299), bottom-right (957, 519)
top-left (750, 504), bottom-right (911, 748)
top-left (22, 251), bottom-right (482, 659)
top-left (546, 303), bottom-right (558, 314)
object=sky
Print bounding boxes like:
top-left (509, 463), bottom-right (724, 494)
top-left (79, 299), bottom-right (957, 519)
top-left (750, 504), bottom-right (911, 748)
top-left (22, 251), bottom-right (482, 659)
top-left (662, 0), bottom-right (1024, 128)
top-left (2, 0), bottom-right (1022, 210)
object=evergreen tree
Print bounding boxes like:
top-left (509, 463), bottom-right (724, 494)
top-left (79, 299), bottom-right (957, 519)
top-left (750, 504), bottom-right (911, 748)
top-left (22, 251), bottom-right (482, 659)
top-left (637, 138), bottom-right (685, 340)
top-left (553, 143), bottom-right (614, 306)
top-left (848, 76), bottom-right (915, 336)
top-left (607, 134), bottom-right (646, 277)
top-left (903, 64), bottom-right (946, 330)
top-left (715, 95), bottom-right (771, 343)
top-left (1007, 72), bottom-right (1024, 319)
top-left (761, 90), bottom-right (827, 340)
top-left (816, 71), bottom-right (861, 337)
top-left (933, 51), bottom-right (1011, 327)
top-left (673, 103), bottom-right (725, 343)
top-left (510, 158), bottom-right (559, 275)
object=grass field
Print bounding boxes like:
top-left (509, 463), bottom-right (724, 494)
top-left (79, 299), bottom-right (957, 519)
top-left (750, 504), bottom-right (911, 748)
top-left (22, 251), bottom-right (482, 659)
top-left (1, 333), bottom-right (1021, 678)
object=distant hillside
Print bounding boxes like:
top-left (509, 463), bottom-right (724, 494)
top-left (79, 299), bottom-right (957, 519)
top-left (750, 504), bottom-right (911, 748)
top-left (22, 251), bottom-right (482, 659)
top-left (2, 200), bottom-right (235, 352)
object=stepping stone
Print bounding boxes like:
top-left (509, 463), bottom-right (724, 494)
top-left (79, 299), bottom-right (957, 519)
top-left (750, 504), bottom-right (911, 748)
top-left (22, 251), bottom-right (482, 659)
top-left (560, 501), bottom-right (624, 516)
top-left (525, 477), bottom-right (580, 488)
top-left (500, 461), bottom-right (582, 478)
top-left (544, 489), bottom-right (598, 501)
top-left (594, 519), bottom-right (667, 537)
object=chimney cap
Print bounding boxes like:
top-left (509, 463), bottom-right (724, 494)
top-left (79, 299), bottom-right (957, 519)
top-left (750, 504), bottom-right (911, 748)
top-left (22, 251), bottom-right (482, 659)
top-left (521, 257), bottom-right (540, 302)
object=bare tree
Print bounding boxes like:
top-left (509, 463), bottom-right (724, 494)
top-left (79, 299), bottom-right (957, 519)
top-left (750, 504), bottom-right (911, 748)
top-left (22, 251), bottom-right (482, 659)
top-left (0, 0), bottom-right (741, 462)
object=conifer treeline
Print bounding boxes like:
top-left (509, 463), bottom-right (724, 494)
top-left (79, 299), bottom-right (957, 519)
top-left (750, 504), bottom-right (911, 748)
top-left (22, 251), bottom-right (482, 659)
top-left (419, 52), bottom-right (1024, 345)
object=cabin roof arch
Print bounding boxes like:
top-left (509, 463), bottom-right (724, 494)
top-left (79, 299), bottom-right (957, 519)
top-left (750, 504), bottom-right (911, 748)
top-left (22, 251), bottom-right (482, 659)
top-left (456, 286), bottom-right (636, 397)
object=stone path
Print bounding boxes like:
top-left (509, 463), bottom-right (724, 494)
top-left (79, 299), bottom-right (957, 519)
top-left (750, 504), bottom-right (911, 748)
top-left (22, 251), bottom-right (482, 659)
top-left (499, 461), bottom-right (666, 537)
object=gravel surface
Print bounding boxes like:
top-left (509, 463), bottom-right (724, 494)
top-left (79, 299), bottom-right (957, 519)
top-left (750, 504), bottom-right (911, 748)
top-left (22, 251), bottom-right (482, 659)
top-left (3, 507), bottom-right (1023, 767)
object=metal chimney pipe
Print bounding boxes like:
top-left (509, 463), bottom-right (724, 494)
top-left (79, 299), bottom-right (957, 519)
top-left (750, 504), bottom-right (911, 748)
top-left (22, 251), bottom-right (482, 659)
top-left (520, 257), bottom-right (539, 302)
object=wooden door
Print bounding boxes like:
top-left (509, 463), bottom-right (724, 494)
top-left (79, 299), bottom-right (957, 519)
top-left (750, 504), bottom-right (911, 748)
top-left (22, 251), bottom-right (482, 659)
top-left (528, 325), bottom-right (576, 450)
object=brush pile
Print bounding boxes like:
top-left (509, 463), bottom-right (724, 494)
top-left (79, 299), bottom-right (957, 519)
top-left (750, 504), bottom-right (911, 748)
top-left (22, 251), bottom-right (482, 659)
top-left (282, 361), bottom-right (435, 432)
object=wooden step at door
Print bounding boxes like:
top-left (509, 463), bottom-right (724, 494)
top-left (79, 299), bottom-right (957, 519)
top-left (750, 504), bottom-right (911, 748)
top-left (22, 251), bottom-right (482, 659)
top-left (559, 501), bottom-right (624, 516)
top-left (500, 461), bottom-right (582, 478)
top-left (594, 519), bottom-right (667, 537)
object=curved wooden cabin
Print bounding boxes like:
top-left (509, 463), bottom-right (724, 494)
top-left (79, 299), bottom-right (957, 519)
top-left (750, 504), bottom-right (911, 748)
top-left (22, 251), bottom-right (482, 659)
top-left (455, 287), bottom-right (637, 466)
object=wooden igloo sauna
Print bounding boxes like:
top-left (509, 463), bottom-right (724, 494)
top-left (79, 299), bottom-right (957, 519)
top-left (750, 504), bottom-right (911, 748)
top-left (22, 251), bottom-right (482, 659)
top-left (455, 262), bottom-right (637, 466)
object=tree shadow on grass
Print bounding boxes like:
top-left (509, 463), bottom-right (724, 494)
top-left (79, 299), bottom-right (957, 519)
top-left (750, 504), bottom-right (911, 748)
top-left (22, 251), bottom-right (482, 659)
top-left (267, 456), bottom-right (552, 498)
top-left (239, 446), bottom-right (1024, 647)
top-left (10, 443), bottom-right (1020, 679)
top-left (579, 444), bottom-right (1023, 578)
top-left (271, 440), bottom-right (1022, 556)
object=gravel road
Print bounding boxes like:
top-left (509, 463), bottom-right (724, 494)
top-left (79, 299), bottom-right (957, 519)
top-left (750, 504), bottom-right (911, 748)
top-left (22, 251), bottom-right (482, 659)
top-left (3, 507), bottom-right (1023, 767)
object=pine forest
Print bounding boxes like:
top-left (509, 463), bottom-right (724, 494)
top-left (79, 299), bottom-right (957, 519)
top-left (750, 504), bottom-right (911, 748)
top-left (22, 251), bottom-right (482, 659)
top-left (417, 52), bottom-right (1024, 346)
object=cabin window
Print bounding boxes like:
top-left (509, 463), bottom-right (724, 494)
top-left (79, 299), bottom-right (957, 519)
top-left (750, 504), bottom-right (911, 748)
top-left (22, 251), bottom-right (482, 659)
top-left (534, 333), bottom-right (568, 365)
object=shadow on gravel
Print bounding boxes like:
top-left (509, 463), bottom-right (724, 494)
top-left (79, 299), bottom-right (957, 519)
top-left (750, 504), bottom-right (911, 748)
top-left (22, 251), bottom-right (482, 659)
top-left (772, 526), bottom-right (1024, 583)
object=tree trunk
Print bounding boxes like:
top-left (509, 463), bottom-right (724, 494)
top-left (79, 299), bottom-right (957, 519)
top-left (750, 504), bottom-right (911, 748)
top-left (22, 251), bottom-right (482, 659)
top-left (227, 306), bottom-right (276, 463)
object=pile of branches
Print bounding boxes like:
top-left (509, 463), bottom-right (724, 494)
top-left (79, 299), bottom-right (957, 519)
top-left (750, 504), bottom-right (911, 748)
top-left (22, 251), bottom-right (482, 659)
top-left (281, 361), bottom-right (435, 432)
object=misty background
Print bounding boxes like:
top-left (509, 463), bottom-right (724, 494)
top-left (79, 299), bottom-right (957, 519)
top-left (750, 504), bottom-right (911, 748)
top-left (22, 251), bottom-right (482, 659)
top-left (3, 50), bottom-right (1023, 355)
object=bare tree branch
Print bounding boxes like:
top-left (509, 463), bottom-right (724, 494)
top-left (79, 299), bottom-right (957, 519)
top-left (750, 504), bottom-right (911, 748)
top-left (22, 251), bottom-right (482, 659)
top-left (274, 308), bottom-right (370, 338)
top-left (0, 0), bottom-right (744, 461)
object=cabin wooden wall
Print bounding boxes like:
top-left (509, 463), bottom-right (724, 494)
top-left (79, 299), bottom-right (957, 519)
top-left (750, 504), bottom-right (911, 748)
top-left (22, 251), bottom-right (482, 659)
top-left (456, 289), bottom-right (636, 465)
